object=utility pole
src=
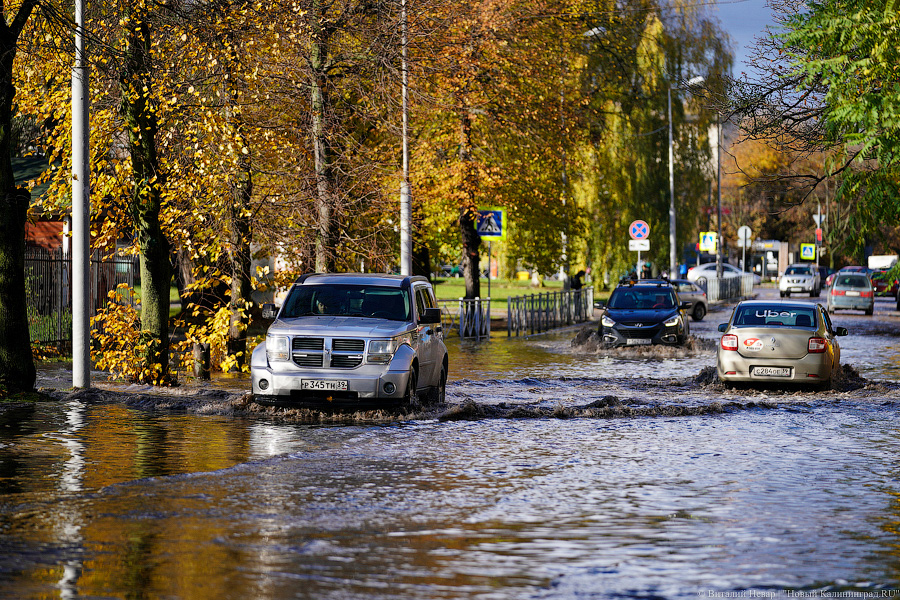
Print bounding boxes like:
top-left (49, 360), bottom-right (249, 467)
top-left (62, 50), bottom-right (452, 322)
top-left (399, 0), bottom-right (412, 275)
top-left (715, 116), bottom-right (723, 278)
top-left (72, 0), bottom-right (91, 388)
top-left (667, 86), bottom-right (676, 277)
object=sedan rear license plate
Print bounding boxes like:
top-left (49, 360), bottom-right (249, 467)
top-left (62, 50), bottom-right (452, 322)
top-left (626, 338), bottom-right (652, 345)
top-left (752, 367), bottom-right (791, 377)
top-left (846, 291), bottom-right (860, 296)
top-left (301, 379), bottom-right (349, 391)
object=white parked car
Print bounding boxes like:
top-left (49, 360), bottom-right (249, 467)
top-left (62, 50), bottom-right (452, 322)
top-left (686, 262), bottom-right (761, 287)
top-left (779, 263), bottom-right (821, 297)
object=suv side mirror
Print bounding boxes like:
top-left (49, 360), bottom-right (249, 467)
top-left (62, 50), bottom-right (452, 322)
top-left (420, 307), bottom-right (442, 324)
top-left (679, 301), bottom-right (692, 310)
top-left (835, 327), bottom-right (849, 336)
top-left (717, 323), bottom-right (729, 332)
top-left (261, 303), bottom-right (278, 320)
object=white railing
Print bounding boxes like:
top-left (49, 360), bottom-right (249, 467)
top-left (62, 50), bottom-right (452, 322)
top-left (703, 274), bottom-right (755, 303)
top-left (437, 297), bottom-right (491, 340)
top-left (507, 288), bottom-right (594, 336)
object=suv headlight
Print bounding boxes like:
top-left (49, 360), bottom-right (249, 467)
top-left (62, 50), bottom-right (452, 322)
top-left (266, 335), bottom-right (290, 362)
top-left (601, 314), bottom-right (615, 328)
top-left (368, 333), bottom-right (414, 364)
top-left (664, 315), bottom-right (681, 327)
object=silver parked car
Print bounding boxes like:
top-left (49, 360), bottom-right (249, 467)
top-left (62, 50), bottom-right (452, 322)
top-left (826, 272), bottom-right (875, 315)
top-left (779, 263), bottom-right (821, 297)
top-left (670, 278), bottom-right (708, 321)
top-left (644, 278), bottom-right (708, 321)
top-left (686, 262), bottom-right (761, 287)
top-left (717, 300), bottom-right (847, 388)
top-left (251, 273), bottom-right (448, 407)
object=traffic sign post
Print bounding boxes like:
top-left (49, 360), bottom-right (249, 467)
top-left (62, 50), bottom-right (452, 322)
top-left (629, 220), bottom-right (650, 278)
top-left (699, 231), bottom-right (717, 253)
top-left (477, 208), bottom-right (507, 298)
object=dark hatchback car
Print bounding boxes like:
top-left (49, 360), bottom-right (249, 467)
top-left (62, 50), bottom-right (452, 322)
top-left (597, 281), bottom-right (691, 347)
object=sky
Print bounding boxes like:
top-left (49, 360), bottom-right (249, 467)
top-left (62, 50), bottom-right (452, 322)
top-left (712, 0), bottom-right (777, 74)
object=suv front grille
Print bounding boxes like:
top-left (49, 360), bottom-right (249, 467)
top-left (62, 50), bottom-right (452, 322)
top-left (289, 337), bottom-right (364, 369)
top-left (331, 355), bottom-right (363, 368)
top-left (293, 337), bottom-right (324, 350)
top-left (332, 339), bottom-right (365, 352)
top-left (293, 354), bottom-right (324, 367)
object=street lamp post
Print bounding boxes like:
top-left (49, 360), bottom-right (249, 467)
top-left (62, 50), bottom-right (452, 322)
top-left (667, 86), bottom-right (676, 277)
top-left (667, 76), bottom-right (705, 278)
top-left (399, 0), bottom-right (412, 275)
top-left (715, 116), bottom-right (723, 278)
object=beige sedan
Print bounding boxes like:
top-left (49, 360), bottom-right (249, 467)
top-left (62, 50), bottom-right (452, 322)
top-left (717, 300), bottom-right (848, 388)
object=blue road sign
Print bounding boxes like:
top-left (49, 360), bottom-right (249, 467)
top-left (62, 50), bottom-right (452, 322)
top-left (476, 208), bottom-right (506, 240)
top-left (629, 220), bottom-right (649, 240)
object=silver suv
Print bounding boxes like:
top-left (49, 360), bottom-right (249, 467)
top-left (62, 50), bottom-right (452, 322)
top-left (779, 264), bottom-right (821, 297)
top-left (251, 273), bottom-right (448, 408)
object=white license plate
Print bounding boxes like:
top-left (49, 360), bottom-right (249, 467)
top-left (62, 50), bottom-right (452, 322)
top-left (626, 338), bottom-right (652, 346)
top-left (752, 367), bottom-right (791, 377)
top-left (846, 291), bottom-right (860, 296)
top-left (791, 287), bottom-right (803, 292)
top-left (301, 379), bottom-right (349, 391)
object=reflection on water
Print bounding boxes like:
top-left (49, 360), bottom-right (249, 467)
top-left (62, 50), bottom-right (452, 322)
top-left (1, 399), bottom-right (899, 599)
top-left (446, 329), bottom-right (715, 382)
top-left (6, 316), bottom-right (900, 598)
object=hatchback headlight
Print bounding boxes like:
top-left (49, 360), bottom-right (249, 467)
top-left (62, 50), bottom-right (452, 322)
top-left (601, 314), bottom-right (615, 327)
top-left (368, 333), bottom-right (413, 364)
top-left (664, 315), bottom-right (681, 327)
top-left (266, 335), bottom-right (290, 362)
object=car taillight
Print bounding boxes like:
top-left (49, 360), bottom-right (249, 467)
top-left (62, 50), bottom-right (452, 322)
top-left (860, 291), bottom-right (874, 297)
top-left (808, 337), bottom-right (827, 353)
top-left (831, 289), bottom-right (845, 296)
top-left (721, 334), bottom-right (738, 351)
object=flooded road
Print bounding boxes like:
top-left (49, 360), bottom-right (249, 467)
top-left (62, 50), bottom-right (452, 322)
top-left (3, 288), bottom-right (900, 599)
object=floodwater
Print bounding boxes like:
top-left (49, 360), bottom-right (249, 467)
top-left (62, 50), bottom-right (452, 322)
top-left (3, 290), bottom-right (900, 599)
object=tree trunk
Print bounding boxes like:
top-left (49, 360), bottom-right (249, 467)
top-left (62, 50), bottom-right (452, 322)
top-left (0, 187), bottom-right (35, 392)
top-left (0, 8), bottom-right (38, 393)
top-left (311, 1), bottom-right (337, 273)
top-left (458, 108), bottom-right (480, 299)
top-left (226, 151), bottom-right (253, 370)
top-left (121, 19), bottom-right (172, 381)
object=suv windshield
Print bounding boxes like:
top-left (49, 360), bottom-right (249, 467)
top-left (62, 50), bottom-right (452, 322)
top-left (785, 266), bottom-right (812, 275)
top-left (608, 287), bottom-right (676, 310)
top-left (281, 285), bottom-right (411, 321)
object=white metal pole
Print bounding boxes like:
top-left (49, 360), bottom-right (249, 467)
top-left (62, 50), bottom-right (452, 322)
top-left (668, 86), bottom-right (676, 277)
top-left (715, 117), bottom-right (723, 278)
top-left (72, 0), bottom-right (91, 388)
top-left (487, 241), bottom-right (491, 299)
top-left (399, 0), bottom-right (412, 275)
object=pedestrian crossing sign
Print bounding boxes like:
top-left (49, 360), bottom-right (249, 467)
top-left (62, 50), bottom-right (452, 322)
top-left (800, 243), bottom-right (816, 260)
top-left (476, 208), bottom-right (506, 240)
top-left (699, 231), bottom-right (717, 252)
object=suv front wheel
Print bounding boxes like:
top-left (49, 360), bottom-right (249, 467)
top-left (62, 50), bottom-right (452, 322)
top-left (405, 368), bottom-right (419, 409)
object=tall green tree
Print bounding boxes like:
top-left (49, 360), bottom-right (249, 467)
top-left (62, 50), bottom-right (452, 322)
top-left (730, 0), bottom-right (900, 259)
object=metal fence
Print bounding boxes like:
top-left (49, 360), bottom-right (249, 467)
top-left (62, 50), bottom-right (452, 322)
top-left (437, 298), bottom-right (491, 340)
top-left (22, 247), bottom-right (137, 349)
top-left (507, 288), bottom-right (594, 336)
top-left (703, 275), bottom-right (755, 303)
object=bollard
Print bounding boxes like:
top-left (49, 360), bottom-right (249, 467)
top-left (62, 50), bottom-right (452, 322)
top-left (193, 342), bottom-right (211, 380)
